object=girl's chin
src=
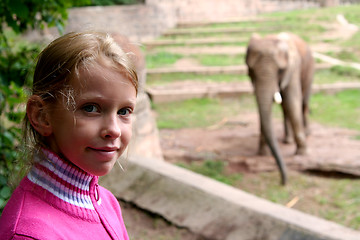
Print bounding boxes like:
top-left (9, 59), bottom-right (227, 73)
top-left (88, 162), bottom-right (117, 176)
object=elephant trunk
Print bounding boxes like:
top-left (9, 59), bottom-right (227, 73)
top-left (255, 86), bottom-right (287, 185)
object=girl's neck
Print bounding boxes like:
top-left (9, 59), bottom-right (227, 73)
top-left (27, 147), bottom-right (99, 210)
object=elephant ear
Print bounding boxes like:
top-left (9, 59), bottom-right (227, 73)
top-left (246, 33), bottom-right (261, 68)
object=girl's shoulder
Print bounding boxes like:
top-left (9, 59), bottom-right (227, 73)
top-left (0, 178), bottom-right (62, 239)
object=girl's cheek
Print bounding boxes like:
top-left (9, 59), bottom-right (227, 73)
top-left (124, 125), bottom-right (133, 143)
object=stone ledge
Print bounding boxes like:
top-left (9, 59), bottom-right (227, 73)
top-left (147, 62), bottom-right (332, 75)
top-left (146, 82), bottom-right (360, 103)
top-left (100, 157), bottom-right (360, 240)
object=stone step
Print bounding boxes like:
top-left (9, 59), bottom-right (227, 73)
top-left (162, 26), bottom-right (279, 37)
top-left (146, 81), bottom-right (360, 103)
top-left (147, 65), bottom-right (247, 75)
top-left (156, 46), bottom-right (247, 56)
top-left (145, 37), bottom-right (342, 52)
top-left (147, 62), bottom-right (332, 75)
top-left (146, 44), bottom-right (341, 56)
top-left (144, 37), bottom-right (249, 48)
top-left (176, 17), bottom-right (277, 28)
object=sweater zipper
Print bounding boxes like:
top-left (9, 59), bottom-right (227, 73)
top-left (95, 183), bottom-right (100, 203)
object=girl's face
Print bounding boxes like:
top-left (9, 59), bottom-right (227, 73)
top-left (47, 64), bottom-right (137, 176)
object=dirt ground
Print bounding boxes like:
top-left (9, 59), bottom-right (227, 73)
top-left (121, 112), bottom-right (360, 239)
top-left (159, 112), bottom-right (360, 177)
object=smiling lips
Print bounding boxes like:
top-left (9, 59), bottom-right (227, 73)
top-left (91, 147), bottom-right (119, 152)
top-left (87, 147), bottom-right (119, 160)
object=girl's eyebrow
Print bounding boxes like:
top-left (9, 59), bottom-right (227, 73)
top-left (77, 93), bottom-right (136, 106)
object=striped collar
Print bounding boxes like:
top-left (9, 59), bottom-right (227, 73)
top-left (27, 148), bottom-right (100, 211)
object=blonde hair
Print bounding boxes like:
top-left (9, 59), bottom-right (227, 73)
top-left (23, 31), bottom-right (139, 157)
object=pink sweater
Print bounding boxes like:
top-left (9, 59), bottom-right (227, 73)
top-left (0, 149), bottom-right (129, 240)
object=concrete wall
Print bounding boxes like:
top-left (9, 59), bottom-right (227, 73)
top-left (49, 0), bottom-right (321, 43)
top-left (166, 0), bottom-right (260, 23)
top-left (35, 0), bottom-right (360, 43)
top-left (65, 3), bottom-right (177, 42)
top-left (62, 0), bottom-right (260, 42)
top-left (100, 156), bottom-right (360, 240)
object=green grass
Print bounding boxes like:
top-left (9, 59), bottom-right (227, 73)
top-left (264, 4), bottom-right (360, 24)
top-left (153, 90), bottom-right (360, 132)
top-left (146, 65), bottom-right (360, 87)
top-left (158, 32), bottom-right (253, 40)
top-left (238, 171), bottom-right (360, 230)
top-left (146, 52), bottom-right (183, 68)
top-left (157, 25), bottom-right (321, 43)
top-left (147, 73), bottom-right (250, 86)
top-left (310, 89), bottom-right (360, 131)
top-left (152, 96), bottom-right (255, 129)
top-left (176, 161), bottom-right (360, 230)
top-left (314, 66), bottom-right (360, 84)
top-left (326, 50), bottom-right (360, 63)
top-left (191, 54), bottom-right (245, 66)
top-left (177, 160), bottom-right (243, 185)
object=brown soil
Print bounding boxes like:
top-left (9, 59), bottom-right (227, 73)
top-left (121, 112), bottom-right (360, 239)
top-left (159, 112), bottom-right (360, 177)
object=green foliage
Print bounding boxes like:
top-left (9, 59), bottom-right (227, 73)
top-left (0, 80), bottom-right (27, 211)
top-left (0, 34), bottom-right (40, 87)
top-left (0, 0), bottom-right (84, 34)
top-left (0, 42), bottom-right (36, 210)
top-left (0, 0), bottom-right (75, 213)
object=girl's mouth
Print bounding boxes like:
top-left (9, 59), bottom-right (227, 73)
top-left (88, 146), bottom-right (119, 152)
top-left (87, 147), bottom-right (119, 161)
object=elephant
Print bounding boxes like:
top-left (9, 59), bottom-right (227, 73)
top-left (245, 32), bottom-right (314, 185)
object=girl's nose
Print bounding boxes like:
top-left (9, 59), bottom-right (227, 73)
top-left (101, 115), bottom-right (121, 139)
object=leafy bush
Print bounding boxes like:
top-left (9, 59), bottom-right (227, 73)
top-left (0, 0), bottom-right (76, 213)
top-left (0, 35), bottom-right (41, 211)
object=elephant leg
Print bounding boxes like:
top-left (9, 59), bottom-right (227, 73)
top-left (302, 83), bottom-right (312, 137)
top-left (259, 126), bottom-right (271, 155)
top-left (301, 52), bottom-right (314, 137)
top-left (281, 85), bottom-right (307, 155)
top-left (281, 104), bottom-right (293, 144)
top-left (302, 101), bottom-right (311, 136)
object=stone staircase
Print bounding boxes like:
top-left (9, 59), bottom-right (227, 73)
top-left (143, 16), bottom-right (360, 103)
top-left (104, 13), bottom-right (360, 240)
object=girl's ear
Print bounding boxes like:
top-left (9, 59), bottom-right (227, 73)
top-left (27, 95), bottom-right (53, 137)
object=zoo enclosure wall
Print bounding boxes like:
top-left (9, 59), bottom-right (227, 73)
top-left (44, 0), bottom-right (358, 42)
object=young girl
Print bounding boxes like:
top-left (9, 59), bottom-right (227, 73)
top-left (0, 31), bottom-right (138, 239)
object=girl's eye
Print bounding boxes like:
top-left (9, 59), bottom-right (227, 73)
top-left (118, 108), bottom-right (132, 116)
top-left (82, 104), bottom-right (98, 113)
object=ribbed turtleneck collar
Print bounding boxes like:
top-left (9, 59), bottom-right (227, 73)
top-left (27, 148), bottom-right (99, 211)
